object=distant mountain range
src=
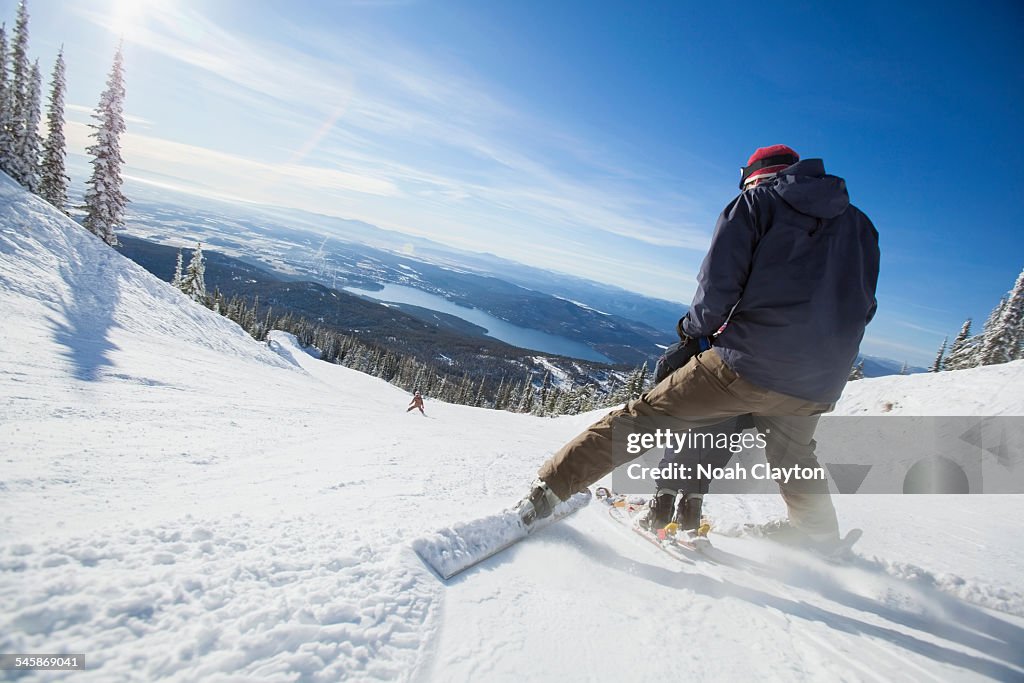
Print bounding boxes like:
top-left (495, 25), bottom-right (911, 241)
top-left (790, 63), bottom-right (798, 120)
top-left (115, 235), bottom-right (632, 394)
top-left (116, 192), bottom-right (678, 366)
top-left (109, 183), bottom-right (920, 378)
top-left (857, 355), bottom-right (927, 377)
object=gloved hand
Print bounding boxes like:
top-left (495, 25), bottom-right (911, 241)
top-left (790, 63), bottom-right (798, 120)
top-left (654, 335), bottom-right (710, 384)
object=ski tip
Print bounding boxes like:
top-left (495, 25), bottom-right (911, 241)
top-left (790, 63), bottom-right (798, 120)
top-left (411, 489), bottom-right (594, 581)
top-left (411, 509), bottom-right (528, 581)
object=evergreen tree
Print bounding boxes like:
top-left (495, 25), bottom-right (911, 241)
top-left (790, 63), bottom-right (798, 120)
top-left (944, 319), bottom-right (973, 370)
top-left (12, 59), bottom-right (42, 192)
top-left (82, 42), bottom-right (127, 246)
top-left (473, 376), bottom-right (486, 408)
top-left (535, 371), bottom-right (551, 416)
top-left (507, 380), bottom-right (522, 412)
top-left (492, 376), bottom-right (506, 410)
top-left (976, 297), bottom-right (1007, 367)
top-left (978, 268), bottom-right (1024, 366)
top-left (848, 360), bottom-right (864, 381)
top-left (899, 361), bottom-right (909, 376)
top-left (518, 376), bottom-right (535, 414)
top-left (577, 384), bottom-right (594, 413)
top-left (8, 3), bottom-right (29, 106)
top-left (1, 2), bottom-right (34, 185)
top-left (39, 48), bottom-right (68, 211)
top-left (546, 386), bottom-right (561, 415)
top-left (929, 337), bottom-right (947, 373)
top-left (179, 243), bottom-right (206, 302)
top-left (0, 24), bottom-right (9, 169)
top-left (626, 361), bottom-right (649, 399)
top-left (171, 249), bottom-right (183, 288)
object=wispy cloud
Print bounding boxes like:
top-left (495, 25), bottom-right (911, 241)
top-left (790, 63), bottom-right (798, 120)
top-left (861, 335), bottom-right (933, 360)
top-left (72, 2), bottom-right (717, 298)
top-left (67, 103), bottom-right (154, 128)
top-left (894, 320), bottom-right (950, 337)
top-left (64, 121), bottom-right (401, 200)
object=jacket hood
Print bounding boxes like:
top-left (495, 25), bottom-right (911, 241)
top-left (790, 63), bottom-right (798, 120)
top-left (774, 159), bottom-right (850, 219)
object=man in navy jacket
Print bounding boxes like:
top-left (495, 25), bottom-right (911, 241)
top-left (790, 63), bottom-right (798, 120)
top-left (518, 145), bottom-right (881, 548)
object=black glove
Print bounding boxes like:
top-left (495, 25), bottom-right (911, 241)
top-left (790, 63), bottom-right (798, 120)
top-left (654, 336), bottom-right (709, 384)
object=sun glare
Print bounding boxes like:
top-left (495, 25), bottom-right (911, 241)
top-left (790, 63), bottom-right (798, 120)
top-left (109, 0), bottom-right (163, 37)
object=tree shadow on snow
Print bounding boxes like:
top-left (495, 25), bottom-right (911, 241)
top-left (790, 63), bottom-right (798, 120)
top-left (48, 243), bottom-right (122, 382)
top-left (550, 525), bottom-right (1024, 682)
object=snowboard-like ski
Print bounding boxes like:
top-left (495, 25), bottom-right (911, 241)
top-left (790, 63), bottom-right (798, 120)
top-left (722, 519), bottom-right (864, 563)
top-left (600, 488), bottom-right (861, 565)
top-left (601, 491), bottom-right (714, 565)
top-left (412, 489), bottom-right (592, 580)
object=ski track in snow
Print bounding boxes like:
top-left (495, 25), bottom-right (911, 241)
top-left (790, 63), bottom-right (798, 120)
top-left (2, 174), bottom-right (1024, 681)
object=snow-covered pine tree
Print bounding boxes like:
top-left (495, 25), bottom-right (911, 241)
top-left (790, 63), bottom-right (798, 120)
top-left (492, 376), bottom-right (506, 410)
top-left (848, 360), bottom-right (864, 381)
top-left (39, 48), bottom-right (68, 211)
top-left (210, 289), bottom-right (223, 315)
top-left (577, 383), bottom-right (594, 413)
top-left (0, 24), bottom-right (8, 167)
top-left (517, 376), bottom-right (535, 414)
top-left (179, 243), bottom-right (206, 303)
top-left (171, 249), bottom-right (183, 288)
top-left (978, 268), bottom-right (1024, 366)
top-left (507, 380), bottom-right (522, 412)
top-left (12, 59), bottom-right (42, 192)
top-left (929, 337), bottom-right (947, 373)
top-left (535, 371), bottom-right (551, 416)
top-left (1, 1), bottom-right (33, 186)
top-left (82, 42), bottom-right (127, 246)
top-left (546, 386), bottom-right (561, 415)
top-left (899, 361), bottom-right (909, 375)
top-left (944, 319), bottom-right (973, 370)
top-left (1015, 313), bottom-right (1024, 362)
top-left (473, 376), bottom-right (486, 408)
top-left (976, 296), bottom-right (1008, 367)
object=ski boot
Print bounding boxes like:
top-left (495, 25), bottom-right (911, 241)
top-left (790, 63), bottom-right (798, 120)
top-left (673, 493), bottom-right (705, 533)
top-left (636, 488), bottom-right (677, 531)
top-left (514, 479), bottom-right (562, 526)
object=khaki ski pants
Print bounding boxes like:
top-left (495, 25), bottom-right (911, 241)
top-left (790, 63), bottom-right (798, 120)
top-left (538, 349), bottom-right (840, 539)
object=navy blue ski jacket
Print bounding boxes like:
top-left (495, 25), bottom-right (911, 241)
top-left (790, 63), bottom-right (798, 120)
top-left (679, 159), bottom-right (880, 403)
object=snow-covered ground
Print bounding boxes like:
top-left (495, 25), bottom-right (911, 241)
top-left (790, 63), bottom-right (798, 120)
top-left (2, 175), bottom-right (1024, 681)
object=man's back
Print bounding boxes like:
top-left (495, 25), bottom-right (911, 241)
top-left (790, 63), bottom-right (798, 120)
top-left (683, 158), bottom-right (880, 403)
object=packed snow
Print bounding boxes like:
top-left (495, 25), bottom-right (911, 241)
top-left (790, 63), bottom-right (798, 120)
top-left (2, 175), bottom-right (1023, 681)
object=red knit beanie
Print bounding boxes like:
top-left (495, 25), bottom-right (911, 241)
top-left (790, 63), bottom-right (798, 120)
top-left (740, 144), bottom-right (799, 189)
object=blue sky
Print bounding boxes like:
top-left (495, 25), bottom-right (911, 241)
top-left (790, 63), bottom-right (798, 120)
top-left (9, 0), bottom-right (1023, 366)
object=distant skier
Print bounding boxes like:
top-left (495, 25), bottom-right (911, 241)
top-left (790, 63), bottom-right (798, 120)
top-left (515, 145), bottom-right (880, 552)
top-left (407, 391), bottom-right (425, 415)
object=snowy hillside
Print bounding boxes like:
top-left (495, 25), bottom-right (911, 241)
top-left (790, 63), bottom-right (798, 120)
top-left (2, 177), bottom-right (1023, 682)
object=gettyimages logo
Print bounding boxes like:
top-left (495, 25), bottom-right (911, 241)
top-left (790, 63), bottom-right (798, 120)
top-left (610, 416), bottom-right (1023, 495)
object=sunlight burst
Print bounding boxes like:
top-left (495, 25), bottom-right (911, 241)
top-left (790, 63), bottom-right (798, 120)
top-left (109, 0), bottom-right (164, 37)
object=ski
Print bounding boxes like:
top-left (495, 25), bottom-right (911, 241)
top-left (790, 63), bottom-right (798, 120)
top-left (412, 489), bottom-right (592, 580)
top-left (599, 489), bottom-right (714, 565)
top-left (598, 487), bottom-right (861, 566)
top-left (723, 519), bottom-right (864, 563)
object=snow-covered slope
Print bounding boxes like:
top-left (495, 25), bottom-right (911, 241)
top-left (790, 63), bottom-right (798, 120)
top-left (836, 361), bottom-right (1024, 416)
top-left (2, 176), bottom-right (1023, 682)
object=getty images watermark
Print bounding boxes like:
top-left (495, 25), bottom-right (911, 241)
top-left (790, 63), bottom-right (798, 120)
top-left (610, 416), bottom-right (1024, 495)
